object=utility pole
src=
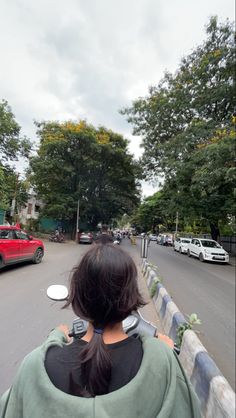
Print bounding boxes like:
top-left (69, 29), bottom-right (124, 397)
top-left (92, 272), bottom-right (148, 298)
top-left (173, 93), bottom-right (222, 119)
top-left (76, 199), bottom-right (80, 243)
top-left (141, 234), bottom-right (149, 258)
top-left (175, 211), bottom-right (179, 235)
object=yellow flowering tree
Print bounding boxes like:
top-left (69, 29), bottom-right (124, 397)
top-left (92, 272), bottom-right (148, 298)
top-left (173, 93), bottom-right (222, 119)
top-left (30, 120), bottom-right (140, 234)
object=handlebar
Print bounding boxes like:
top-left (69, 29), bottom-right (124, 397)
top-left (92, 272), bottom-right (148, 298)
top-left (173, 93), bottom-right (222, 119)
top-left (68, 312), bottom-right (180, 354)
top-left (46, 285), bottom-right (180, 354)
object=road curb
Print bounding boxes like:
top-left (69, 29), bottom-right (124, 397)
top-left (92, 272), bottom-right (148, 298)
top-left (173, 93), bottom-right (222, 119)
top-left (141, 259), bottom-right (235, 418)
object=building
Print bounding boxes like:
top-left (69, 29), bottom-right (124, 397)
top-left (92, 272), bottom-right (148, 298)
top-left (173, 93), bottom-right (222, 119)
top-left (18, 190), bottom-right (44, 225)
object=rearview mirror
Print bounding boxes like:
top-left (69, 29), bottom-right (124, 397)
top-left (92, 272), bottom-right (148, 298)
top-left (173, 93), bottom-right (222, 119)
top-left (47, 285), bottom-right (69, 301)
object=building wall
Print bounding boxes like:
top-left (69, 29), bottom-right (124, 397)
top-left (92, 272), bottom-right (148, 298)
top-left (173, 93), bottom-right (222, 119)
top-left (18, 193), bottom-right (44, 224)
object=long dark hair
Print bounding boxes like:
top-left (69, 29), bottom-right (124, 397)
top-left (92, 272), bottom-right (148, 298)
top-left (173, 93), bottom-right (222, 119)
top-left (64, 243), bottom-right (145, 397)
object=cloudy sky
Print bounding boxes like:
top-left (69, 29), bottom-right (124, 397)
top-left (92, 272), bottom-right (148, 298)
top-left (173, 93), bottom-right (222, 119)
top-left (0, 0), bottom-right (234, 196)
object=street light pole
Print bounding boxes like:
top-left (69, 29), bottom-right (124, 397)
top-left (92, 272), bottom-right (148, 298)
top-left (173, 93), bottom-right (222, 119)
top-left (175, 211), bottom-right (179, 234)
top-left (141, 235), bottom-right (149, 259)
top-left (76, 199), bottom-right (80, 243)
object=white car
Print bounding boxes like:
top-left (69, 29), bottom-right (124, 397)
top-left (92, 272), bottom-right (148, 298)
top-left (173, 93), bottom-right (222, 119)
top-left (166, 235), bottom-right (173, 246)
top-left (187, 238), bottom-right (229, 263)
top-left (149, 234), bottom-right (158, 241)
top-left (174, 237), bottom-right (191, 253)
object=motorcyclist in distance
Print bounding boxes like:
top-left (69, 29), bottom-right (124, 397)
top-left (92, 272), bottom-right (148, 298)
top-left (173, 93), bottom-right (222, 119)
top-left (0, 244), bottom-right (201, 418)
top-left (95, 223), bottom-right (114, 244)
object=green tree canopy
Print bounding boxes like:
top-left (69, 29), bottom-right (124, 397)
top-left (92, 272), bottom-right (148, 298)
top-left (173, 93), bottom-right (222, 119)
top-left (130, 192), bottom-right (175, 233)
top-left (122, 17), bottom-right (235, 240)
top-left (30, 120), bottom-right (140, 232)
top-left (0, 100), bottom-right (31, 163)
top-left (0, 100), bottom-right (31, 212)
top-left (0, 164), bottom-right (29, 217)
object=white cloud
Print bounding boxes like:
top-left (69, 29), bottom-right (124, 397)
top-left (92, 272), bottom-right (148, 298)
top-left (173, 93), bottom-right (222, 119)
top-left (0, 0), bottom-right (234, 195)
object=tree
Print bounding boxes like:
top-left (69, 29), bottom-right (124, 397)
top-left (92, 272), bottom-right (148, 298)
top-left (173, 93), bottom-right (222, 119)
top-left (122, 17), bottom-right (235, 240)
top-left (0, 165), bottom-right (28, 220)
top-left (30, 121), bottom-right (140, 234)
top-left (0, 100), bottom-right (31, 163)
top-left (0, 100), bottom-right (31, 212)
top-left (130, 192), bottom-right (174, 233)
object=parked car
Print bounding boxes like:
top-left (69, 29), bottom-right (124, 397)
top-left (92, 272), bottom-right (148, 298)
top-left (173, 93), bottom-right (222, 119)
top-left (166, 235), bottom-right (173, 246)
top-left (187, 238), bottom-right (229, 263)
top-left (0, 226), bottom-right (44, 269)
top-left (174, 237), bottom-right (191, 253)
top-left (149, 234), bottom-right (158, 241)
top-left (78, 232), bottom-right (93, 244)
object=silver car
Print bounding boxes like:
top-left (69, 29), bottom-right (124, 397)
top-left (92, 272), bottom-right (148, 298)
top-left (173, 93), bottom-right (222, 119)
top-left (79, 232), bottom-right (93, 244)
top-left (149, 234), bottom-right (158, 241)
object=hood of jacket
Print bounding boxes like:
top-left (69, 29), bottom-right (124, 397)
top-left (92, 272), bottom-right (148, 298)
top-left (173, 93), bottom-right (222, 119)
top-left (0, 329), bottom-right (201, 418)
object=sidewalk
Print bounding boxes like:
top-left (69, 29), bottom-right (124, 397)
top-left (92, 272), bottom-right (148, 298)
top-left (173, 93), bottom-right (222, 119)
top-left (121, 238), bottom-right (164, 333)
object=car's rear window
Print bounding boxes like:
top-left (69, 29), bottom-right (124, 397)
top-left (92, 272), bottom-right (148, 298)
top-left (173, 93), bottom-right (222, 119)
top-left (181, 239), bottom-right (190, 243)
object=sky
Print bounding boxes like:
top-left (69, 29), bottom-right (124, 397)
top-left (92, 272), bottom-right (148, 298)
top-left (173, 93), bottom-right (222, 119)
top-left (0, 0), bottom-right (234, 196)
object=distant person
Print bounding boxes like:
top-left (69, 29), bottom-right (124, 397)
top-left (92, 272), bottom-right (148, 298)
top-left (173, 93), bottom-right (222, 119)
top-left (95, 224), bottom-right (114, 244)
top-left (55, 228), bottom-right (60, 237)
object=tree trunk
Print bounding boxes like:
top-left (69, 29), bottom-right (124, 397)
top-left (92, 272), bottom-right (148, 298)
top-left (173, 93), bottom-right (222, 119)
top-left (209, 222), bottom-right (220, 242)
top-left (71, 214), bottom-right (77, 240)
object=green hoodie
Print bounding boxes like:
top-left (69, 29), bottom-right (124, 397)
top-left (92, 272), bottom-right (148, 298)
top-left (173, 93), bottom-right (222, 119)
top-left (0, 329), bottom-right (202, 418)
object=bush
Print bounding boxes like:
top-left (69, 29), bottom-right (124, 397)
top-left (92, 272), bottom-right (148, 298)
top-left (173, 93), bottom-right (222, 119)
top-left (176, 313), bottom-right (201, 349)
top-left (26, 218), bottom-right (40, 232)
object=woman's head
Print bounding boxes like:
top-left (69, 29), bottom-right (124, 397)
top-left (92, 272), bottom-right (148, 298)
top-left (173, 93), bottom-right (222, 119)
top-left (66, 243), bottom-right (145, 327)
top-left (64, 244), bottom-right (145, 397)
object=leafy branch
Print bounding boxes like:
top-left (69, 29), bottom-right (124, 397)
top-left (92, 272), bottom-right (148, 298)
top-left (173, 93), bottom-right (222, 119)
top-left (176, 313), bottom-right (201, 349)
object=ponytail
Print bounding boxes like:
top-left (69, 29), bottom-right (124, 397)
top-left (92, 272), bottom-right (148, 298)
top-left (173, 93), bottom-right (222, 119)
top-left (70, 331), bottom-right (111, 397)
top-left (81, 331), bottom-right (111, 396)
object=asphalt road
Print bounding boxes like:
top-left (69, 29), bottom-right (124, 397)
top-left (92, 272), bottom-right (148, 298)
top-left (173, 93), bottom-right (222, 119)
top-left (0, 241), bottom-right (87, 394)
top-left (136, 238), bottom-right (235, 389)
top-left (0, 239), bottom-right (159, 395)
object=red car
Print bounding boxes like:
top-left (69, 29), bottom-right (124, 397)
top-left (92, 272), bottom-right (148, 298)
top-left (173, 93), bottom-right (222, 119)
top-left (0, 226), bottom-right (44, 269)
